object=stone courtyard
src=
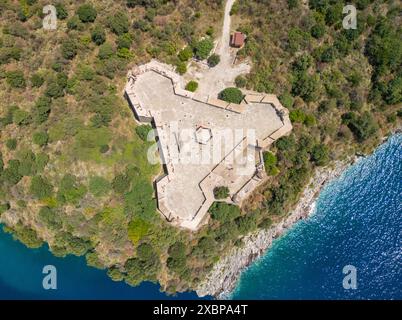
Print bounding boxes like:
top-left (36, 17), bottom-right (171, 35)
top-left (125, 61), bottom-right (292, 230)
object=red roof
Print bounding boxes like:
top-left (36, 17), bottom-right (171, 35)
top-left (232, 32), bottom-right (245, 47)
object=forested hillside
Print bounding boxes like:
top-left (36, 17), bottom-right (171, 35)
top-left (0, 0), bottom-right (400, 294)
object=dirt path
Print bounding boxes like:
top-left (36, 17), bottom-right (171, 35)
top-left (217, 0), bottom-right (235, 59)
top-left (187, 0), bottom-right (250, 99)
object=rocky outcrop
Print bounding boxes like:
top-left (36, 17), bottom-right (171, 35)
top-left (196, 159), bottom-right (355, 299)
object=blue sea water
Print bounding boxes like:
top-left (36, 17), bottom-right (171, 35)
top-left (0, 135), bottom-right (400, 300)
top-left (231, 134), bottom-right (402, 300)
top-left (0, 230), bottom-right (201, 300)
top-left (0, 229), bottom-right (202, 299)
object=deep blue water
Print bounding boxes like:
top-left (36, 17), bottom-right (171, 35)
top-left (1, 135), bottom-right (400, 300)
top-left (232, 134), bottom-right (402, 300)
top-left (0, 227), bottom-right (199, 300)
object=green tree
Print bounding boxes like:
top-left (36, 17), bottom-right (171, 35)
top-left (342, 112), bottom-right (379, 141)
top-left (178, 46), bottom-right (193, 62)
top-left (124, 242), bottom-right (160, 285)
top-left (91, 25), bottom-right (106, 45)
top-left (67, 15), bottom-right (81, 30)
top-left (292, 72), bottom-right (320, 102)
top-left (108, 12), bottom-right (129, 35)
top-left (209, 202), bottom-right (240, 223)
top-left (33, 96), bottom-right (52, 124)
top-left (77, 4), bottom-right (97, 23)
top-left (167, 241), bottom-right (187, 275)
top-left (207, 54), bottom-right (220, 67)
top-left (31, 73), bottom-right (44, 88)
top-left (218, 87), bottom-right (244, 104)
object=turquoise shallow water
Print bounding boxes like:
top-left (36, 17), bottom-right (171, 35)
top-left (231, 134), bottom-right (402, 299)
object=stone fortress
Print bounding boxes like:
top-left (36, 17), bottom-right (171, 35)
top-left (125, 60), bottom-right (292, 230)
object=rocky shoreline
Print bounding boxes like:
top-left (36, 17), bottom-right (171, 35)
top-left (195, 158), bottom-right (356, 299)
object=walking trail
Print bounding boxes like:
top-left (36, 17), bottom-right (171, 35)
top-left (188, 0), bottom-right (250, 98)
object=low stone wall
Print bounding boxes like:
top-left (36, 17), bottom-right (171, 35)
top-left (124, 60), bottom-right (293, 231)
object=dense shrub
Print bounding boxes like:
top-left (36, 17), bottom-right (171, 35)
top-left (175, 61), bottom-right (187, 75)
top-left (135, 125), bottom-right (152, 141)
top-left (311, 144), bottom-right (330, 166)
top-left (6, 70), bottom-right (26, 88)
top-left (77, 4), bottom-right (97, 23)
top-left (207, 54), bottom-right (220, 67)
top-left (33, 131), bottom-right (49, 146)
top-left (31, 74), bottom-right (45, 88)
top-left (89, 176), bottom-right (111, 197)
top-left (178, 46), bottom-right (193, 62)
top-left (30, 176), bottom-right (53, 199)
top-left (185, 80), bottom-right (198, 92)
top-left (0, 203), bottom-right (10, 215)
top-left (108, 12), bottom-right (129, 35)
top-left (167, 242), bottom-right (187, 275)
top-left (209, 202), bottom-right (240, 223)
top-left (98, 42), bottom-right (115, 59)
top-left (13, 109), bottom-right (31, 125)
top-left (235, 75), bottom-right (247, 88)
top-left (91, 25), bottom-right (106, 45)
top-left (194, 38), bottom-right (213, 60)
top-left (38, 207), bottom-right (62, 231)
top-left (218, 87), bottom-right (244, 104)
top-left (213, 186), bottom-right (229, 199)
top-left (57, 174), bottom-right (87, 204)
top-left (112, 174), bottom-right (130, 194)
top-left (61, 38), bottom-right (78, 60)
top-left (55, 3), bottom-right (68, 20)
top-left (2, 160), bottom-right (22, 185)
top-left (263, 151), bottom-right (279, 176)
top-left (342, 112), bottom-right (379, 141)
top-left (117, 33), bottom-right (132, 49)
top-left (6, 138), bottom-right (17, 150)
